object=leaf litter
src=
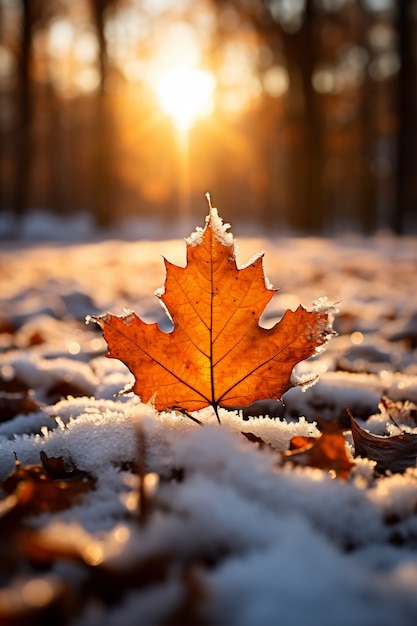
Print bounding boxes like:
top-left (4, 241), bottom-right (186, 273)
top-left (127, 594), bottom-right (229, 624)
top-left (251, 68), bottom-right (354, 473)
top-left (0, 205), bottom-right (417, 624)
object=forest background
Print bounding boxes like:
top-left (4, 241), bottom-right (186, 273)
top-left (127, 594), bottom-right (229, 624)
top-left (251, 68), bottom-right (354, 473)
top-left (0, 0), bottom-right (416, 236)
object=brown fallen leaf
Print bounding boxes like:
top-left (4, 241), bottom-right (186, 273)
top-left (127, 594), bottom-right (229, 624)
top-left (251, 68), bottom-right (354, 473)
top-left (92, 200), bottom-right (334, 421)
top-left (349, 409), bottom-right (417, 474)
top-left (45, 379), bottom-right (92, 403)
top-left (1, 453), bottom-right (95, 519)
top-left (0, 372), bottom-right (30, 394)
top-left (285, 430), bottom-right (355, 480)
top-left (0, 391), bottom-right (42, 423)
top-left (20, 526), bottom-right (174, 603)
top-left (39, 450), bottom-right (91, 481)
top-left (241, 431), bottom-right (277, 452)
top-left (0, 318), bottom-right (16, 335)
top-left (380, 396), bottom-right (417, 430)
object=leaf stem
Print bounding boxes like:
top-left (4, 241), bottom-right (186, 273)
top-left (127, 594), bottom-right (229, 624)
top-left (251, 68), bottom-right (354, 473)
top-left (213, 403), bottom-right (221, 425)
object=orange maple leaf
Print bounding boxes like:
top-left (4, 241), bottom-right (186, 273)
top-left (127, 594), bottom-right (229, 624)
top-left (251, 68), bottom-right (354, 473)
top-left (92, 201), bottom-right (334, 420)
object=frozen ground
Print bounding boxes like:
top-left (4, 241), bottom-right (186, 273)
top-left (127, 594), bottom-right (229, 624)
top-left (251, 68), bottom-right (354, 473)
top-left (1, 213), bottom-right (417, 625)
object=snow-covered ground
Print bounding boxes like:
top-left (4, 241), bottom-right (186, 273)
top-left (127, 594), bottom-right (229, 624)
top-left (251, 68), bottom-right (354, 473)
top-left (1, 213), bottom-right (417, 625)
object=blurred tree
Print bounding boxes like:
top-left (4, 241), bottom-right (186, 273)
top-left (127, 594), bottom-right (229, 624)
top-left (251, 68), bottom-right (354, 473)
top-left (358, 0), bottom-right (378, 234)
top-left (1, 0), bottom-right (414, 235)
top-left (210, 0), bottom-right (325, 231)
top-left (90, 0), bottom-right (114, 228)
top-left (395, 0), bottom-right (417, 234)
top-left (12, 0), bottom-right (35, 224)
top-left (210, 0), bottom-right (415, 234)
top-left (280, 0), bottom-right (323, 232)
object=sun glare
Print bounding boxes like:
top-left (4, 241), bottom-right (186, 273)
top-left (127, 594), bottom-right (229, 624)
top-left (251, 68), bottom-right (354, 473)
top-left (155, 65), bottom-right (215, 130)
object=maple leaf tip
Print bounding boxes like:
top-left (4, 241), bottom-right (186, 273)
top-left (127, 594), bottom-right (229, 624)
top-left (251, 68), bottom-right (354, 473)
top-left (206, 206), bottom-right (233, 247)
top-left (186, 197), bottom-right (234, 248)
top-left (85, 313), bottom-right (104, 329)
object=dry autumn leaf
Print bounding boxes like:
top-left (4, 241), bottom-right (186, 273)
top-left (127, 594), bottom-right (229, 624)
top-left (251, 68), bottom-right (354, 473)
top-left (92, 200), bottom-right (334, 421)
top-left (0, 391), bottom-right (41, 423)
top-left (349, 409), bottom-right (417, 474)
top-left (285, 431), bottom-right (355, 480)
top-left (1, 453), bottom-right (95, 520)
top-left (241, 431), bottom-right (276, 451)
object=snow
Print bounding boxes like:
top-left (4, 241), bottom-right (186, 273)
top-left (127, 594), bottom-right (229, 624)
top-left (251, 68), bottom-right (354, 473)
top-left (186, 193), bottom-right (234, 248)
top-left (1, 217), bottom-right (417, 624)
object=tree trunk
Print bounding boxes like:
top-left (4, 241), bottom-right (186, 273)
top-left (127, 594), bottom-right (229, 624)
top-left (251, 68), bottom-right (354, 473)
top-left (395, 0), bottom-right (417, 234)
top-left (358, 0), bottom-right (378, 234)
top-left (281, 0), bottom-right (323, 232)
top-left (12, 0), bottom-right (33, 227)
top-left (90, 0), bottom-right (114, 229)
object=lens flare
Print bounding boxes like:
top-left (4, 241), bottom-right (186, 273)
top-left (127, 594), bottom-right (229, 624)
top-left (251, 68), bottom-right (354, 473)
top-left (155, 65), bottom-right (215, 130)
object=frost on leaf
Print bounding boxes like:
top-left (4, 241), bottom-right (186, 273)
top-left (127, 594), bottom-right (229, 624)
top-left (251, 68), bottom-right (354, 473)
top-left (92, 202), bottom-right (335, 420)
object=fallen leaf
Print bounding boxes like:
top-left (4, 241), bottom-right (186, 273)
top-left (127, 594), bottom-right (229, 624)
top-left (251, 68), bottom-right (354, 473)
top-left (39, 450), bottom-right (90, 481)
top-left (93, 201), bottom-right (334, 419)
top-left (45, 379), bottom-right (91, 403)
top-left (0, 372), bottom-right (29, 394)
top-left (380, 396), bottom-right (417, 429)
top-left (1, 454), bottom-right (95, 518)
top-left (27, 329), bottom-right (46, 346)
top-left (289, 435), bottom-right (316, 451)
top-left (241, 431), bottom-right (277, 452)
top-left (0, 391), bottom-right (42, 422)
top-left (285, 430), bottom-right (354, 479)
top-left (349, 410), bottom-right (417, 474)
top-left (0, 318), bottom-right (16, 335)
top-left (20, 525), bottom-right (174, 601)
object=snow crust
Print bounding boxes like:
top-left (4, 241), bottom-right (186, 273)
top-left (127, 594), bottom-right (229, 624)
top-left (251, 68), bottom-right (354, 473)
top-left (1, 227), bottom-right (417, 625)
top-left (186, 193), bottom-right (234, 248)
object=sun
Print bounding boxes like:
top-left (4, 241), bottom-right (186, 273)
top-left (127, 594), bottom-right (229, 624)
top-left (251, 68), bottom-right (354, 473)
top-left (155, 65), bottom-right (215, 131)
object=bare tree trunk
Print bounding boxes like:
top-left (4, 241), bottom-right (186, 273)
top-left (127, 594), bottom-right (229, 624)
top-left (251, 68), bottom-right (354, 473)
top-left (210, 0), bottom-right (323, 232)
top-left (281, 0), bottom-right (323, 232)
top-left (90, 0), bottom-right (114, 229)
top-left (12, 0), bottom-right (33, 228)
top-left (358, 0), bottom-right (378, 234)
top-left (395, 0), bottom-right (417, 234)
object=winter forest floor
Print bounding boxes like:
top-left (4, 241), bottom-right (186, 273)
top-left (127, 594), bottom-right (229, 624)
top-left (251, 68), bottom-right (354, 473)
top-left (1, 216), bottom-right (417, 625)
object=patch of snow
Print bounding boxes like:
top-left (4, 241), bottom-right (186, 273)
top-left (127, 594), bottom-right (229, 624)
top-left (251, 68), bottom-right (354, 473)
top-left (205, 516), bottom-right (410, 626)
top-left (208, 204), bottom-right (234, 247)
top-left (185, 224), bottom-right (205, 247)
top-left (1, 225), bottom-right (417, 625)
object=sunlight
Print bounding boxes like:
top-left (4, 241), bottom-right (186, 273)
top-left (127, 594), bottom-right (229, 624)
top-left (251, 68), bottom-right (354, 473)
top-left (155, 64), bottom-right (215, 130)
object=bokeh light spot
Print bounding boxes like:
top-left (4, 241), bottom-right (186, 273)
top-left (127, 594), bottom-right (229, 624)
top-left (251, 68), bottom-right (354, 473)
top-left (350, 331), bottom-right (364, 345)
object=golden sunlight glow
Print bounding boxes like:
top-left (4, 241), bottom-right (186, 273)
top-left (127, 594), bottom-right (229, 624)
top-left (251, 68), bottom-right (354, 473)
top-left (155, 65), bottom-right (215, 130)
